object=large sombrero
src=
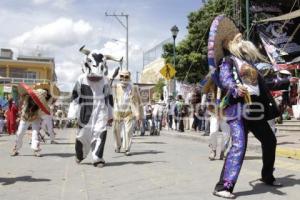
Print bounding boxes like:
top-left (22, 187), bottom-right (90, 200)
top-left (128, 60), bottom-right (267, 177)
top-left (19, 83), bottom-right (50, 115)
top-left (33, 82), bottom-right (60, 97)
top-left (207, 15), bottom-right (240, 68)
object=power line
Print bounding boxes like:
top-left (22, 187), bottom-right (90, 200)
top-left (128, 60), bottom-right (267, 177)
top-left (105, 12), bottom-right (129, 70)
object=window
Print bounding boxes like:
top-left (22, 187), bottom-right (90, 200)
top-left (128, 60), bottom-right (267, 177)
top-left (0, 67), bottom-right (6, 77)
top-left (9, 68), bottom-right (37, 79)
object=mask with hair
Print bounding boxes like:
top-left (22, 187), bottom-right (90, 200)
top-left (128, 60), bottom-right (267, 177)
top-left (22, 95), bottom-right (39, 121)
top-left (228, 33), bottom-right (266, 62)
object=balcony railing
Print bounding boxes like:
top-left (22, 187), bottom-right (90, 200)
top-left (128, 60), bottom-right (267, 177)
top-left (0, 77), bottom-right (50, 84)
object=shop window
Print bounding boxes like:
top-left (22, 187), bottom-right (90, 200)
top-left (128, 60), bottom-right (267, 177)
top-left (0, 68), bottom-right (6, 77)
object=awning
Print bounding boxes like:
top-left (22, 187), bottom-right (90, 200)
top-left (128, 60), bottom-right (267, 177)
top-left (258, 9), bottom-right (300, 22)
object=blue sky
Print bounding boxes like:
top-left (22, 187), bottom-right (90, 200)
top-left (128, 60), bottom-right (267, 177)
top-left (0, 0), bottom-right (203, 91)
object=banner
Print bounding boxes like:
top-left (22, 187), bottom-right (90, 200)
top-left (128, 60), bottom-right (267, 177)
top-left (257, 19), bottom-right (300, 65)
top-left (252, 1), bottom-right (300, 66)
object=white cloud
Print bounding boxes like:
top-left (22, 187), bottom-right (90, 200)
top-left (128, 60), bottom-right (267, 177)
top-left (32, 0), bottom-right (49, 4)
top-left (55, 60), bottom-right (82, 91)
top-left (9, 18), bottom-right (93, 51)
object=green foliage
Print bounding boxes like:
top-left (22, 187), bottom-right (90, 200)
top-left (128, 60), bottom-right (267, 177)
top-left (162, 0), bottom-right (235, 83)
top-left (154, 78), bottom-right (166, 96)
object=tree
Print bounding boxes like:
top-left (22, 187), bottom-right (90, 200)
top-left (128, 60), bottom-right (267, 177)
top-left (162, 0), bottom-right (235, 84)
top-left (153, 78), bottom-right (165, 100)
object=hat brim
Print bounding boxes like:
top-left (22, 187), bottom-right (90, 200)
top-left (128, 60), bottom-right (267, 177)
top-left (20, 83), bottom-right (50, 115)
top-left (208, 15), bottom-right (240, 68)
top-left (33, 83), bottom-right (60, 97)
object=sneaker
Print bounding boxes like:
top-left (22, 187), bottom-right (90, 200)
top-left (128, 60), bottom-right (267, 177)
top-left (115, 147), bottom-right (121, 153)
top-left (125, 151), bottom-right (131, 156)
top-left (220, 151), bottom-right (225, 160)
top-left (209, 150), bottom-right (216, 161)
top-left (34, 151), bottom-right (42, 157)
top-left (11, 150), bottom-right (19, 157)
top-left (50, 140), bottom-right (58, 144)
top-left (75, 158), bottom-right (82, 164)
top-left (213, 190), bottom-right (235, 199)
top-left (93, 161), bottom-right (105, 168)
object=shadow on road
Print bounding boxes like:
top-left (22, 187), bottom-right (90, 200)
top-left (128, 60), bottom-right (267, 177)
top-left (277, 142), bottom-right (296, 145)
top-left (41, 153), bottom-right (75, 158)
top-left (133, 141), bottom-right (166, 144)
top-left (106, 161), bottom-right (155, 166)
top-left (81, 160), bottom-right (166, 167)
top-left (130, 151), bottom-right (165, 156)
top-left (47, 142), bottom-right (75, 145)
top-left (0, 176), bottom-right (51, 186)
top-left (244, 156), bottom-right (262, 160)
top-left (235, 174), bottom-right (300, 197)
top-left (52, 138), bottom-right (69, 141)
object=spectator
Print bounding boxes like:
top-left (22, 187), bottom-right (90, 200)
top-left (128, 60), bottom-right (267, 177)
top-left (192, 104), bottom-right (204, 132)
top-left (167, 96), bottom-right (175, 130)
top-left (153, 99), bottom-right (165, 135)
top-left (0, 105), bottom-right (6, 135)
top-left (175, 95), bottom-right (185, 132)
top-left (5, 97), bottom-right (19, 135)
top-left (145, 102), bottom-right (154, 135)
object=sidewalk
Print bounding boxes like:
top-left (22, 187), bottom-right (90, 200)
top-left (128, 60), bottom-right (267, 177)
top-left (161, 128), bottom-right (300, 160)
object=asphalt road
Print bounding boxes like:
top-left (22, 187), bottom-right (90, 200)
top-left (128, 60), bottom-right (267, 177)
top-left (0, 128), bottom-right (299, 200)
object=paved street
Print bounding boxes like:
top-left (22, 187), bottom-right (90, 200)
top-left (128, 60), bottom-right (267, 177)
top-left (0, 128), bottom-right (299, 200)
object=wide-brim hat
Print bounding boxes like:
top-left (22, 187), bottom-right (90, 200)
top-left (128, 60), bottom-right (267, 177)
top-left (279, 69), bottom-right (291, 75)
top-left (19, 83), bottom-right (50, 115)
top-left (207, 15), bottom-right (240, 68)
top-left (33, 82), bottom-right (60, 97)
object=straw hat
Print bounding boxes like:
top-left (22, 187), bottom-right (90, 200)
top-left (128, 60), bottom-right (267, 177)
top-left (19, 83), bottom-right (50, 115)
top-left (279, 69), bottom-right (291, 75)
top-left (33, 82), bottom-right (60, 97)
top-left (207, 15), bottom-right (240, 68)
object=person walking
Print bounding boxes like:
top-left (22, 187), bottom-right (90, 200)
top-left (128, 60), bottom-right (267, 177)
top-left (112, 70), bottom-right (143, 155)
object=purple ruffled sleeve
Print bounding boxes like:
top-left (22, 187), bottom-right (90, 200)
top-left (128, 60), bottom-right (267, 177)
top-left (219, 59), bottom-right (239, 98)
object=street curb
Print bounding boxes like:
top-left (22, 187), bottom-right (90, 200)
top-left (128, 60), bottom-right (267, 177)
top-left (162, 130), bottom-right (300, 160)
top-left (161, 130), bottom-right (261, 152)
top-left (276, 147), bottom-right (300, 160)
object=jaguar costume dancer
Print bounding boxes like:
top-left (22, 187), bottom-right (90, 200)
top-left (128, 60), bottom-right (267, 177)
top-left (69, 45), bottom-right (121, 167)
top-left (112, 70), bottom-right (143, 156)
top-left (11, 83), bottom-right (50, 157)
top-left (207, 15), bottom-right (291, 198)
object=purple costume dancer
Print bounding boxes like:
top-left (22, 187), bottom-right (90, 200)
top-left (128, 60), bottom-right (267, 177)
top-left (206, 15), bottom-right (290, 199)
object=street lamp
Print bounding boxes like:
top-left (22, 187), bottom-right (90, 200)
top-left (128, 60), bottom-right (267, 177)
top-left (170, 25), bottom-right (179, 97)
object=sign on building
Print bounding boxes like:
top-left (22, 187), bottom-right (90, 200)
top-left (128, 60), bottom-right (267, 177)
top-left (3, 85), bottom-right (12, 93)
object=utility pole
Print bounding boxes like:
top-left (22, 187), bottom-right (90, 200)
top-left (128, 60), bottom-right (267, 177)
top-left (136, 71), bottom-right (139, 83)
top-left (105, 12), bottom-right (129, 70)
top-left (245, 0), bottom-right (250, 40)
